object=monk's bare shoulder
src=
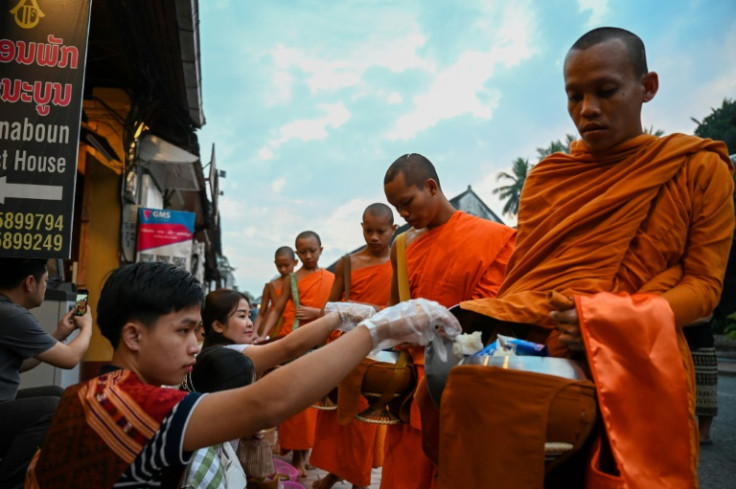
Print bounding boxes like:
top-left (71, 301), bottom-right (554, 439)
top-left (353, 247), bottom-right (390, 269)
top-left (268, 276), bottom-right (283, 288)
top-left (405, 226), bottom-right (427, 247)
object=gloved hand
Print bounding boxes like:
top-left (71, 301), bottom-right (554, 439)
top-left (358, 298), bottom-right (462, 353)
top-left (323, 302), bottom-right (377, 332)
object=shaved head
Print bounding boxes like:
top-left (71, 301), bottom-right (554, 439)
top-left (274, 246), bottom-right (295, 260)
top-left (568, 27), bottom-right (648, 77)
top-left (363, 203), bottom-right (394, 224)
top-left (296, 230), bottom-right (321, 246)
top-left (384, 153), bottom-right (441, 190)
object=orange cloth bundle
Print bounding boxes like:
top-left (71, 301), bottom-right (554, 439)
top-left (578, 293), bottom-right (695, 489)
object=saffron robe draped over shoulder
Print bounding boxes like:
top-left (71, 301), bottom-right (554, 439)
top-left (342, 260), bottom-right (392, 305)
top-left (462, 134), bottom-right (734, 331)
top-left (449, 134), bottom-right (735, 488)
top-left (275, 269), bottom-right (333, 338)
top-left (407, 211), bottom-right (516, 311)
top-left (381, 212), bottom-right (516, 489)
top-left (278, 269), bottom-right (334, 452)
top-left (310, 261), bottom-right (391, 487)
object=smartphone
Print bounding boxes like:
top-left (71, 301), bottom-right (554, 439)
top-left (74, 289), bottom-right (89, 316)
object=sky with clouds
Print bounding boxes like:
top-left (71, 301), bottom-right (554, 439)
top-left (197, 0), bottom-right (736, 297)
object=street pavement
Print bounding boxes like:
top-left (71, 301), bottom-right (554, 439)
top-left (273, 453), bottom-right (382, 488)
top-left (699, 364), bottom-right (736, 489)
top-left (278, 362), bottom-right (736, 489)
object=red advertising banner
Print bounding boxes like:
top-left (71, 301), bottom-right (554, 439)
top-left (136, 207), bottom-right (196, 272)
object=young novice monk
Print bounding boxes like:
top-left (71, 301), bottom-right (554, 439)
top-left (310, 203), bottom-right (396, 489)
top-left (25, 261), bottom-right (460, 488)
top-left (259, 231), bottom-right (335, 476)
top-left (382, 153), bottom-right (516, 489)
top-left (254, 246), bottom-right (298, 336)
top-left (259, 232), bottom-right (334, 339)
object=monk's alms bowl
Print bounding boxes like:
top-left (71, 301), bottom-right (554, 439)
top-left (425, 340), bottom-right (589, 408)
top-left (361, 350), bottom-right (414, 396)
top-left (355, 350), bottom-right (416, 424)
top-left (458, 355), bottom-right (588, 379)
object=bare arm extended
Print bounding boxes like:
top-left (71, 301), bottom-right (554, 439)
top-left (183, 299), bottom-right (461, 451)
top-left (253, 282), bottom-right (272, 333)
top-left (258, 276), bottom-right (292, 338)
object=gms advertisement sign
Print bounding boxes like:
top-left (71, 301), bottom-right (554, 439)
top-left (0, 0), bottom-right (92, 258)
top-left (136, 208), bottom-right (196, 272)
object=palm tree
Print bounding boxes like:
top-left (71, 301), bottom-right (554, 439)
top-left (493, 157), bottom-right (532, 217)
top-left (692, 98), bottom-right (736, 153)
top-left (643, 126), bottom-right (665, 137)
top-left (535, 134), bottom-right (577, 159)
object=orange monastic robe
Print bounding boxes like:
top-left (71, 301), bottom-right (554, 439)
top-left (381, 211), bottom-right (516, 489)
top-left (278, 269), bottom-right (334, 452)
top-left (447, 134), bottom-right (735, 488)
top-left (310, 261), bottom-right (392, 487)
top-left (265, 280), bottom-right (285, 336)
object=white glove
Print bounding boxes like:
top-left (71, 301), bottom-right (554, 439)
top-left (358, 298), bottom-right (462, 353)
top-left (323, 302), bottom-right (377, 332)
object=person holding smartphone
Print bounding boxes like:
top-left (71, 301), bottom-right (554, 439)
top-left (0, 258), bottom-right (93, 489)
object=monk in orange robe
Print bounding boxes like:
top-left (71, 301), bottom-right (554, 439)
top-left (435, 28), bottom-right (734, 489)
top-left (311, 203), bottom-right (396, 489)
top-left (254, 246), bottom-right (298, 337)
top-left (260, 230), bottom-right (335, 477)
top-left (382, 154), bottom-right (516, 489)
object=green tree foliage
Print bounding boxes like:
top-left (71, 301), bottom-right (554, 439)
top-left (536, 134), bottom-right (577, 160)
top-left (692, 98), bottom-right (736, 333)
top-left (493, 157), bottom-right (532, 217)
top-left (692, 98), bottom-right (736, 154)
top-left (643, 126), bottom-right (665, 137)
top-left (496, 127), bottom-right (670, 218)
top-left (495, 134), bottom-right (576, 218)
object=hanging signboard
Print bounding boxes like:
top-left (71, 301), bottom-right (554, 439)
top-left (136, 207), bottom-right (195, 271)
top-left (0, 0), bottom-right (92, 258)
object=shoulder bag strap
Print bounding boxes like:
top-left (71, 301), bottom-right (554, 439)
top-left (395, 232), bottom-right (411, 302)
top-left (290, 273), bottom-right (300, 331)
top-left (342, 254), bottom-right (352, 301)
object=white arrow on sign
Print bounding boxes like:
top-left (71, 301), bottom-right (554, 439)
top-left (0, 176), bottom-right (63, 204)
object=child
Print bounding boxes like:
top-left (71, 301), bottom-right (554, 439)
top-left (258, 231), bottom-right (335, 477)
top-left (254, 246), bottom-right (298, 337)
top-left (382, 154), bottom-right (516, 489)
top-left (311, 203), bottom-right (396, 489)
top-left (259, 231), bottom-right (334, 339)
top-left (26, 261), bottom-right (460, 488)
